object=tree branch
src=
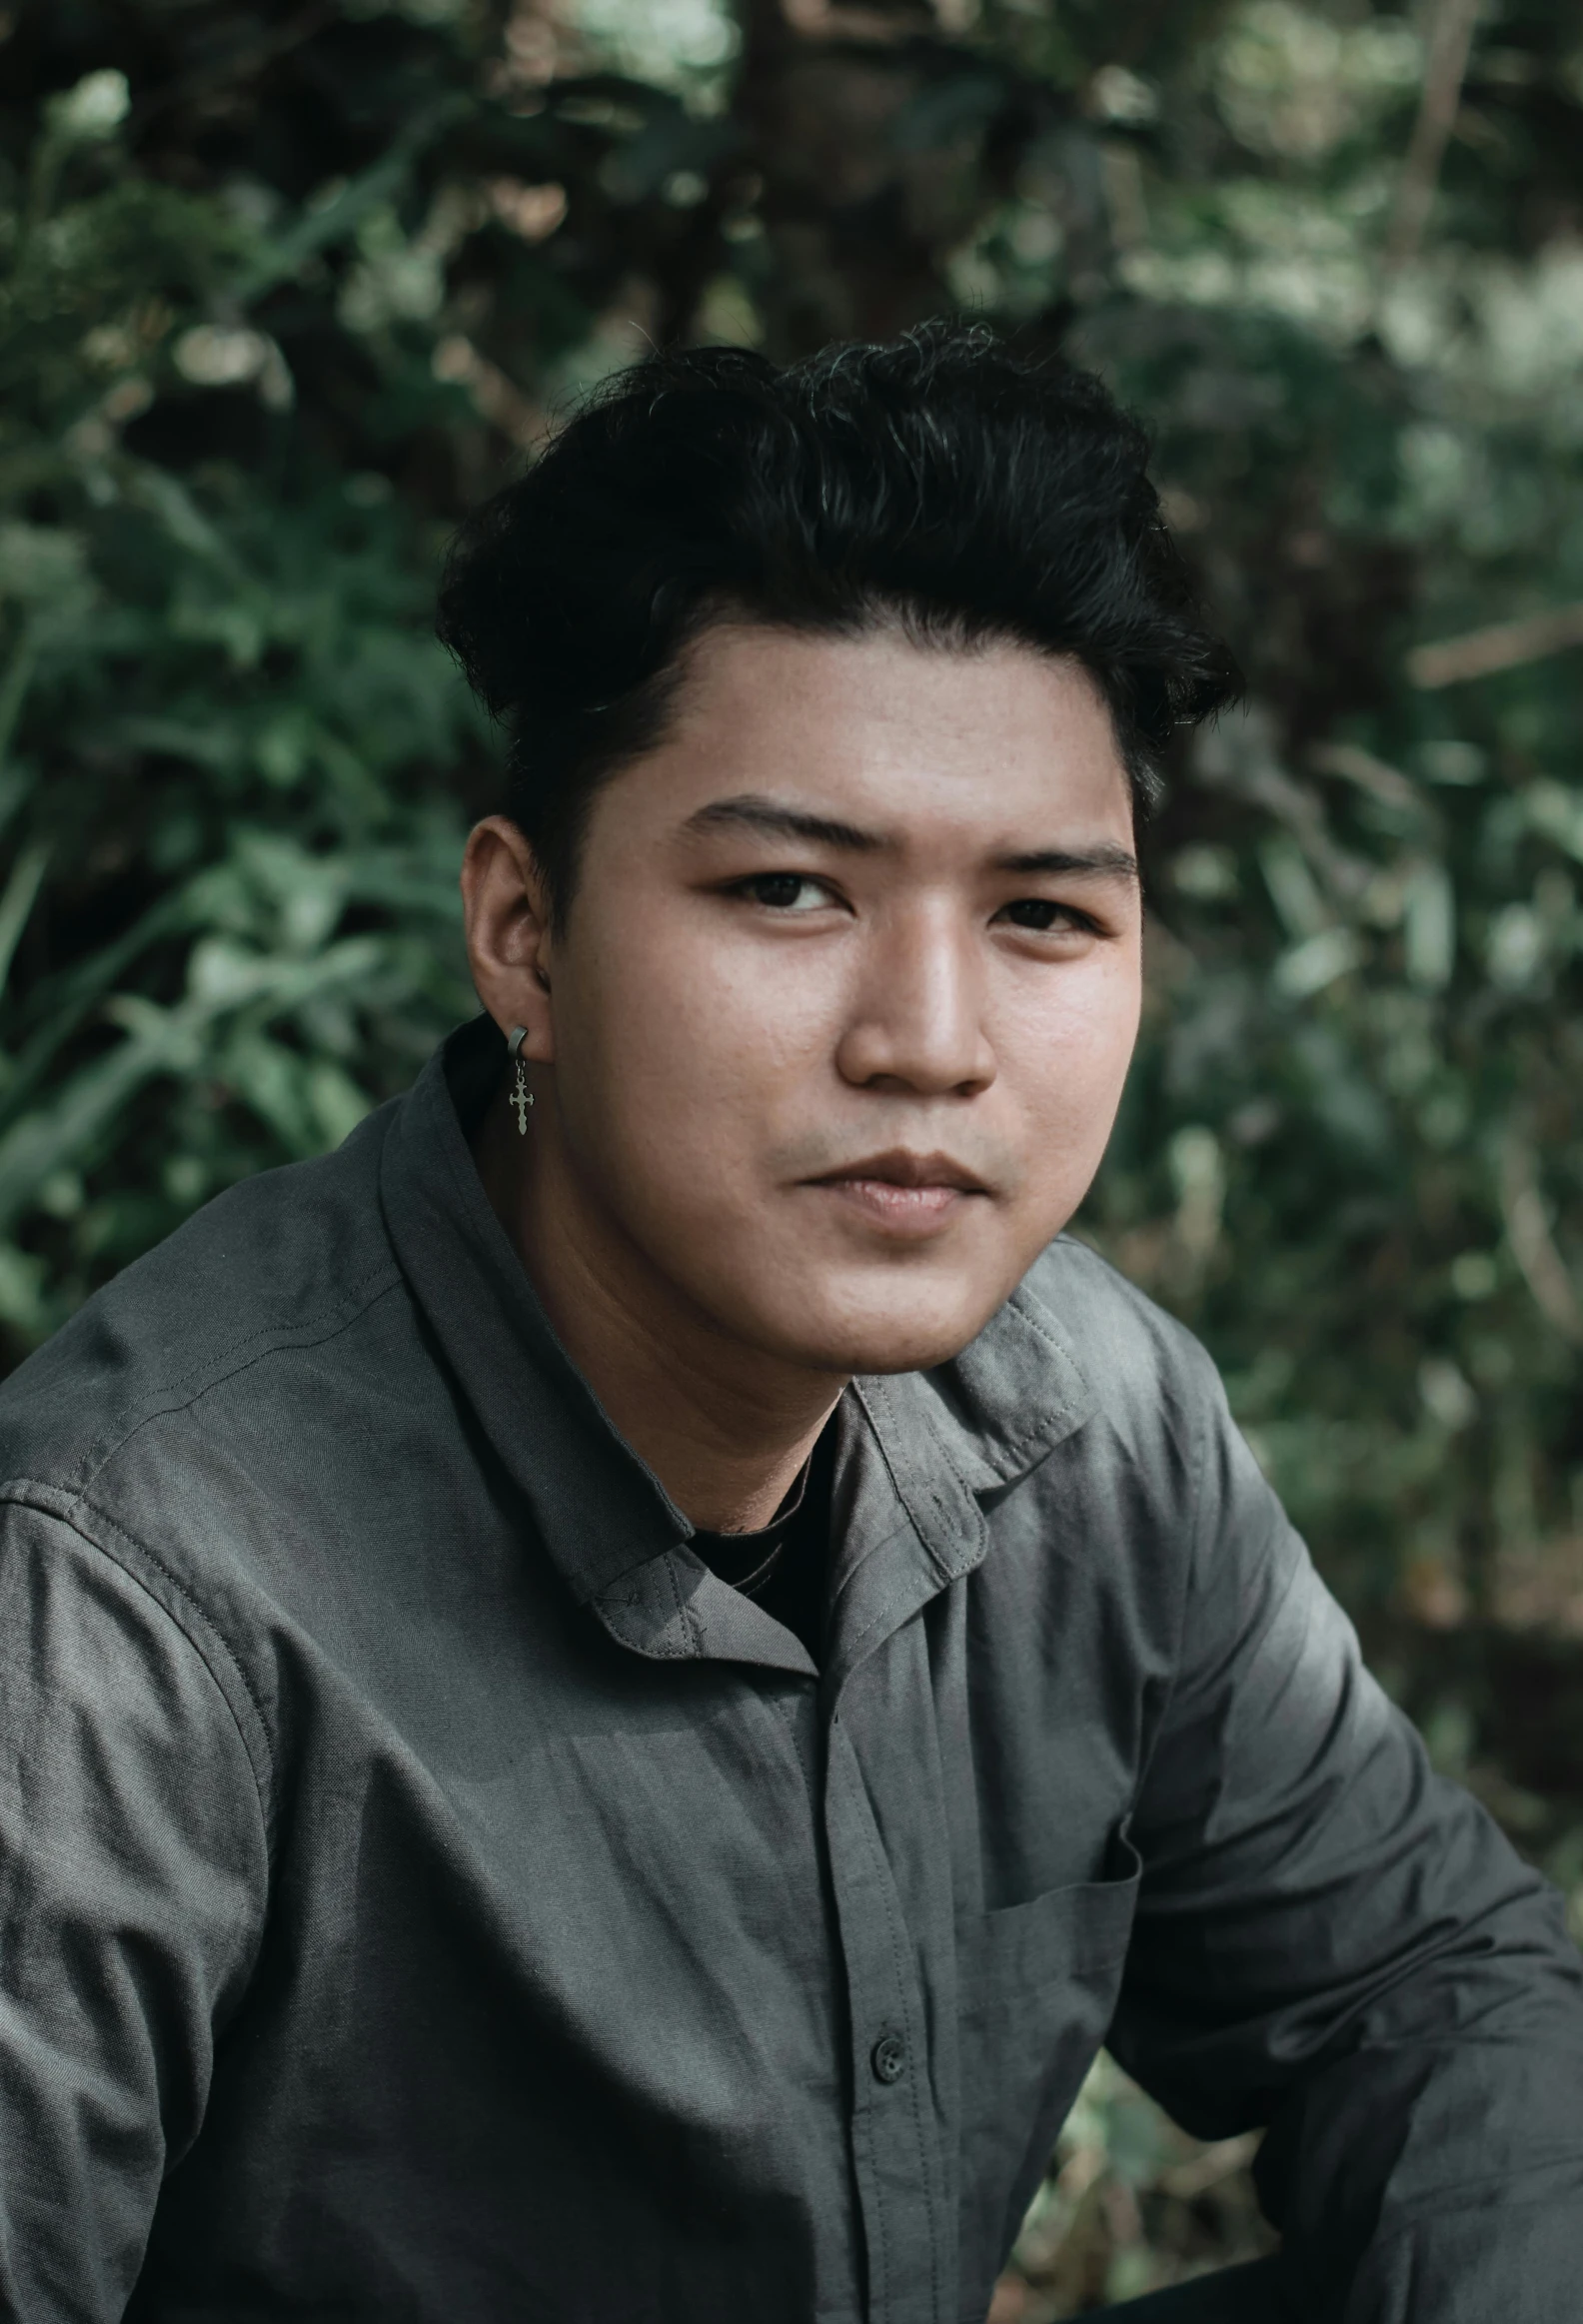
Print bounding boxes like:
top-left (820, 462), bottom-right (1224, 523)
top-left (1386, 0), bottom-right (1482, 269)
top-left (1500, 1136), bottom-right (1583, 1349)
top-left (1406, 602), bottom-right (1583, 688)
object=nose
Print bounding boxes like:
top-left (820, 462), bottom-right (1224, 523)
top-left (833, 898), bottom-right (996, 1099)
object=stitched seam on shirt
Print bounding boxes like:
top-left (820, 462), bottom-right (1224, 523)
top-left (853, 1763), bottom-right (941, 2323)
top-left (0, 1485), bottom-right (274, 1862)
top-left (828, 1395), bottom-right (944, 1684)
top-left (987, 1290), bottom-right (1087, 1459)
top-left (855, 1377), bottom-right (981, 1587)
top-left (845, 1726), bottom-right (943, 2309)
top-left (937, 1284), bottom-right (1092, 1472)
top-left (66, 1498), bottom-right (274, 1826)
top-left (852, 1381), bottom-right (939, 1577)
top-left (825, 1520), bottom-right (921, 1685)
top-left (599, 1594), bottom-right (688, 1657)
top-left (839, 1750), bottom-right (890, 2314)
top-left (597, 1564), bottom-right (703, 1659)
top-left (921, 1416), bottom-right (985, 1564)
top-left (773, 1688), bottom-right (817, 1801)
top-left (1126, 1371), bottom-right (1216, 1820)
top-left (665, 1553), bottom-right (704, 1655)
top-left (62, 1261), bottom-right (404, 1497)
top-left (825, 1468), bottom-right (919, 1677)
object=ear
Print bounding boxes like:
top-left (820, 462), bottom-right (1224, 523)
top-left (460, 816), bottom-right (557, 1064)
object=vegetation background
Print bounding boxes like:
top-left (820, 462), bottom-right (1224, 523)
top-left (3, 0), bottom-right (1580, 2306)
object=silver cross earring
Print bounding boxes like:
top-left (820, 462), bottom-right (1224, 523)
top-left (507, 1025), bottom-right (534, 1136)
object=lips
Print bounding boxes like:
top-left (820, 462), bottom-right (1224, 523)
top-left (812, 1149), bottom-right (988, 1195)
top-left (805, 1149), bottom-right (990, 1235)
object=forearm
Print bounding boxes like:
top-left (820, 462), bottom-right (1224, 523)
top-left (1248, 1876), bottom-right (1583, 2321)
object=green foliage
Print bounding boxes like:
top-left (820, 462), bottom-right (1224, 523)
top-left (1063, 2), bottom-right (1583, 1649)
top-left (0, 26), bottom-right (501, 1340)
top-left (996, 2053), bottom-right (1274, 2318)
top-left (4, 0), bottom-right (1583, 2301)
top-left (5, 0), bottom-right (1579, 1620)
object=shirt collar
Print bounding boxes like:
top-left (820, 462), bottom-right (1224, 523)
top-left (379, 1020), bottom-right (1095, 1671)
top-left (379, 1019), bottom-right (689, 1607)
top-left (883, 1268), bottom-right (1097, 1496)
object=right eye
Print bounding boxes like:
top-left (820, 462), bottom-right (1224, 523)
top-left (735, 874), bottom-right (839, 913)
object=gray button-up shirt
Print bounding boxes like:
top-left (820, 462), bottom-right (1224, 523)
top-left (2, 1020), bottom-right (1580, 2323)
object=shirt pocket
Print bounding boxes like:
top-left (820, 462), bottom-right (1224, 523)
top-left (954, 1836), bottom-right (1141, 2315)
top-left (958, 1835), bottom-right (1141, 1998)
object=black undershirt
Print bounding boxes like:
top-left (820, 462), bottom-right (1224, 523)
top-left (690, 1422), bottom-right (835, 1667)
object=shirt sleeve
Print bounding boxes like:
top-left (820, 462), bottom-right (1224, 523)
top-left (1109, 1356), bottom-right (1583, 2324)
top-left (0, 1499), bottom-right (267, 2321)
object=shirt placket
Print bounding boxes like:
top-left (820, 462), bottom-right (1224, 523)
top-left (824, 1707), bottom-right (952, 2324)
top-left (818, 1385), bottom-right (988, 2324)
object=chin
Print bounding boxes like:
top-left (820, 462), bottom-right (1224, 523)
top-left (767, 1283), bottom-right (1004, 1378)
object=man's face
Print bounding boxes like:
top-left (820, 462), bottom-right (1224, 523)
top-left (532, 624), bottom-right (1142, 1377)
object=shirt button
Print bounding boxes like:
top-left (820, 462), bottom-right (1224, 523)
top-left (870, 2033), bottom-right (907, 2085)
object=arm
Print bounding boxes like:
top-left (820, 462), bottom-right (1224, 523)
top-left (1110, 1362), bottom-right (1583, 2324)
top-left (0, 1501), bottom-right (267, 2320)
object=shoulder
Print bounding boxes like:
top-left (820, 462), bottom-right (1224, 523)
top-left (873, 1234), bottom-right (1231, 1531)
top-left (1015, 1234), bottom-right (1220, 1413)
top-left (0, 1101), bottom-right (405, 1502)
top-left (941, 1233), bottom-right (1224, 1471)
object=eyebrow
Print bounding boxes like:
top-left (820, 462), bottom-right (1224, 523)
top-left (997, 843), bottom-right (1139, 882)
top-left (682, 795), bottom-right (884, 852)
top-left (681, 793), bottom-right (1139, 882)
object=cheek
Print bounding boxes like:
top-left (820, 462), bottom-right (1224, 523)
top-left (552, 915), bottom-right (834, 1183)
top-left (1002, 955), bottom-right (1141, 1156)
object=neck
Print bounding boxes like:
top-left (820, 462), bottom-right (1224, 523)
top-left (474, 1089), bottom-right (843, 1534)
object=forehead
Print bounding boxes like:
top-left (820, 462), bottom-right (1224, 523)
top-left (625, 622), bottom-right (1135, 843)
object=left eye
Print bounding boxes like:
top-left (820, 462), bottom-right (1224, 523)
top-left (740, 874), bottom-right (834, 912)
top-left (997, 899), bottom-right (1094, 932)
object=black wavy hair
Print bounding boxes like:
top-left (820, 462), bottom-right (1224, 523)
top-left (437, 322), bottom-right (1242, 922)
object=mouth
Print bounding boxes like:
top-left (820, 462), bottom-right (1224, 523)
top-left (804, 1149), bottom-right (991, 1235)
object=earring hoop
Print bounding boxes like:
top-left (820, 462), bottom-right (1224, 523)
top-left (506, 1024), bottom-right (534, 1136)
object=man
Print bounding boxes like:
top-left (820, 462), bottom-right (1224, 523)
top-left (0, 325), bottom-right (1579, 2324)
